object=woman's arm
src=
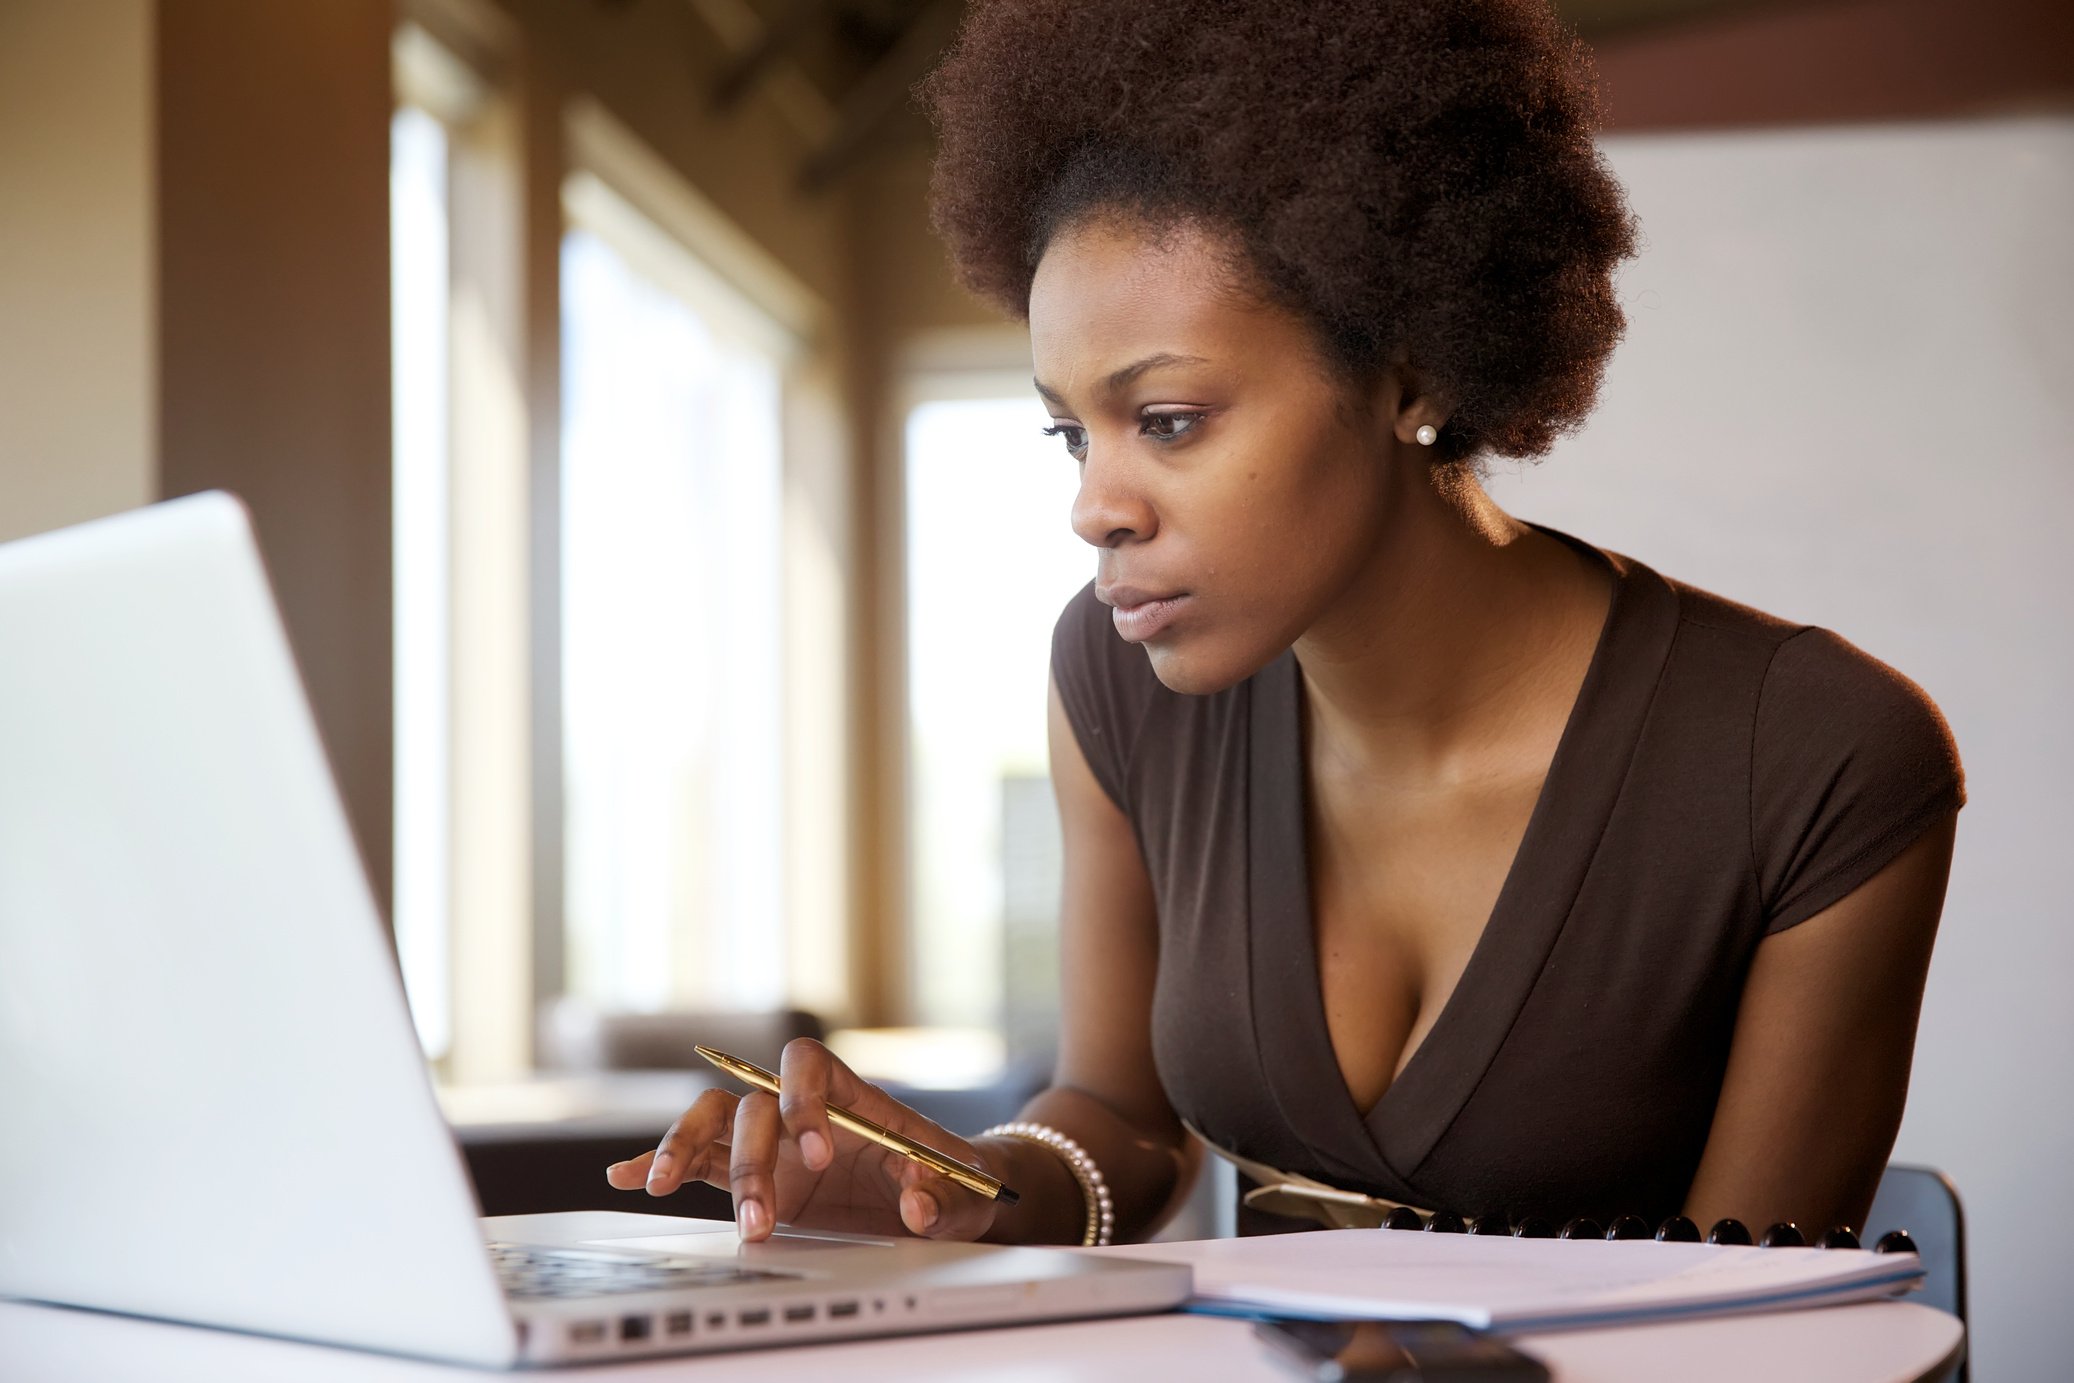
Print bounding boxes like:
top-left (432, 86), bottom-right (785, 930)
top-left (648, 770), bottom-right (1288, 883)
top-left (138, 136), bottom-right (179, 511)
top-left (1682, 813), bottom-right (1957, 1234)
top-left (978, 677), bottom-right (1198, 1245)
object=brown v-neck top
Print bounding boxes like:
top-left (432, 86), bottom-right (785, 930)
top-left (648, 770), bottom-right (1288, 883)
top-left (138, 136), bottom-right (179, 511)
top-left (1050, 530), bottom-right (1965, 1228)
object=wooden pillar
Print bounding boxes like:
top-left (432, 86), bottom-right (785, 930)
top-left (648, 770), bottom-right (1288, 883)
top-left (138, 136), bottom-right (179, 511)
top-left (155, 0), bottom-right (396, 914)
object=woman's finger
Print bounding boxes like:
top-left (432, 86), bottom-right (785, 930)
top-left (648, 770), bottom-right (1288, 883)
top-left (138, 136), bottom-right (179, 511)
top-left (895, 1159), bottom-right (998, 1241)
top-left (604, 1149), bottom-right (654, 1190)
top-left (729, 1090), bottom-right (783, 1241)
top-left (608, 1147), bottom-right (724, 1191)
top-left (642, 1087), bottom-right (739, 1196)
top-left (775, 1037), bottom-right (973, 1178)
top-left (775, 1037), bottom-right (842, 1171)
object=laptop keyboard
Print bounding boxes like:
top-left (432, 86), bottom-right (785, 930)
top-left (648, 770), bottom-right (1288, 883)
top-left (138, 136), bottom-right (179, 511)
top-left (488, 1242), bottom-right (800, 1300)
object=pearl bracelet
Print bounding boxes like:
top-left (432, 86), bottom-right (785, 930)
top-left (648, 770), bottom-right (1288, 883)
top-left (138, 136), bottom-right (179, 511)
top-left (980, 1120), bottom-right (1115, 1247)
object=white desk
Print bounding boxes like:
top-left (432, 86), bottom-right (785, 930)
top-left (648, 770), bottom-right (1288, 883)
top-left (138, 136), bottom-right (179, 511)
top-left (0, 1294), bottom-right (1961, 1383)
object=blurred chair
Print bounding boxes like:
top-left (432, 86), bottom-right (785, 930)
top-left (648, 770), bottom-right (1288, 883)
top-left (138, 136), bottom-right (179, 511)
top-left (460, 1126), bottom-right (729, 1223)
top-left (537, 997), bottom-right (825, 1073)
top-left (1865, 1163), bottom-right (1967, 1380)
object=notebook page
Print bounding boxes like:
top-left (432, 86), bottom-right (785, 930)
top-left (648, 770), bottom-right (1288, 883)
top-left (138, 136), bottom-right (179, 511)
top-left (1096, 1230), bottom-right (1923, 1330)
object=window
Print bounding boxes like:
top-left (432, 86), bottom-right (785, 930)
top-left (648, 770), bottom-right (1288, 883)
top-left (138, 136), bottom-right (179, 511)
top-left (559, 181), bottom-right (789, 1014)
top-left (903, 389), bottom-right (1090, 1042)
top-left (392, 62), bottom-right (841, 1077)
top-left (390, 100), bottom-right (453, 1060)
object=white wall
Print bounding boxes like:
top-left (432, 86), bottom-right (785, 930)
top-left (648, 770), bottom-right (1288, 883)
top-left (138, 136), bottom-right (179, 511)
top-left (0, 0), bottom-right (155, 541)
top-left (1486, 115), bottom-right (2074, 1382)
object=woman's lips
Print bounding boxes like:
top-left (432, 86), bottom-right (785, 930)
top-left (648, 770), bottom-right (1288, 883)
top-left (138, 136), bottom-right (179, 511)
top-left (1109, 593), bottom-right (1189, 643)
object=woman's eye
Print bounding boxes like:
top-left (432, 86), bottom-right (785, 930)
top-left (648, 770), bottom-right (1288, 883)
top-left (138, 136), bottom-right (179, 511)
top-left (1041, 423), bottom-right (1088, 458)
top-left (1141, 411), bottom-right (1203, 442)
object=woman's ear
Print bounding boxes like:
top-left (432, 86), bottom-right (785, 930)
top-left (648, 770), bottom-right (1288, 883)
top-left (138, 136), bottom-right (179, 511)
top-left (1370, 362), bottom-right (1449, 450)
top-left (1397, 403), bottom-right (1449, 450)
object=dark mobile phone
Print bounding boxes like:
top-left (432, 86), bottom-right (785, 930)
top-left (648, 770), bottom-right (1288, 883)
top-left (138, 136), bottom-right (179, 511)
top-left (1252, 1317), bottom-right (1550, 1383)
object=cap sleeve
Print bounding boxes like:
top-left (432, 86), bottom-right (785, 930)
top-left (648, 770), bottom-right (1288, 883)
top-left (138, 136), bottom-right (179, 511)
top-left (1050, 582), bottom-right (1156, 812)
top-left (1752, 628), bottom-right (1965, 934)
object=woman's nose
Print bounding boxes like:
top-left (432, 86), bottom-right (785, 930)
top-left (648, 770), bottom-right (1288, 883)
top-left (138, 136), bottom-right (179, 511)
top-left (1070, 448), bottom-right (1156, 549)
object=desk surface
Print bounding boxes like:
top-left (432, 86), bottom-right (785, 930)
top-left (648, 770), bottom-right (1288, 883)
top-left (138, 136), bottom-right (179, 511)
top-left (438, 1072), bottom-right (717, 1141)
top-left (0, 1294), bottom-right (1961, 1383)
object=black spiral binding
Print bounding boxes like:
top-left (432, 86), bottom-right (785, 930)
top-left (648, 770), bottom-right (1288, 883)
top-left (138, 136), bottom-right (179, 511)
top-left (1376, 1208), bottom-right (1920, 1256)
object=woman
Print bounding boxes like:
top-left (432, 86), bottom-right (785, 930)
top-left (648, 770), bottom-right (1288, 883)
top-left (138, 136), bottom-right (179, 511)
top-left (609, 0), bottom-right (1963, 1247)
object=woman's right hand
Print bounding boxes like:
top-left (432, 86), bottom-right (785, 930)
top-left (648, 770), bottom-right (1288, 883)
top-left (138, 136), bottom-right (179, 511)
top-left (604, 1038), bottom-right (1003, 1244)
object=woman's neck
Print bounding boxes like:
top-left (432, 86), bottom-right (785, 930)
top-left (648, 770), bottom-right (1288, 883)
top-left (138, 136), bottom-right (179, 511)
top-left (1292, 470), bottom-right (1611, 788)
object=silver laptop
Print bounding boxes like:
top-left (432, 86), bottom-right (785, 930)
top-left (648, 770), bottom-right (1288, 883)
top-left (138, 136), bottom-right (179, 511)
top-left (0, 493), bottom-right (1190, 1366)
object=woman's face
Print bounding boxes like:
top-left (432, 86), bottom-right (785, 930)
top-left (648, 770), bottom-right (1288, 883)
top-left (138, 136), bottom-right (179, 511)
top-left (1029, 218), bottom-right (1403, 695)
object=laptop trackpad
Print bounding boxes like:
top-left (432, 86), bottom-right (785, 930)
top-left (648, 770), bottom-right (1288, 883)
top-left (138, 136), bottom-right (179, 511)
top-left (588, 1228), bottom-right (891, 1258)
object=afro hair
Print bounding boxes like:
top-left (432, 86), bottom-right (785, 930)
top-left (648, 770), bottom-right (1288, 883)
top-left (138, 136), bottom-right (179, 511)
top-left (920, 0), bottom-right (1640, 462)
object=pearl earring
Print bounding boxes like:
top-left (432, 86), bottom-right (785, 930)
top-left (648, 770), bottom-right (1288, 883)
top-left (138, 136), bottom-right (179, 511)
top-left (1415, 424), bottom-right (1438, 446)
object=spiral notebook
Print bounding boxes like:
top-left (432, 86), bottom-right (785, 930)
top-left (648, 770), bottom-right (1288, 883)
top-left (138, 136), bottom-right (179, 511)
top-left (1094, 1230), bottom-right (1924, 1333)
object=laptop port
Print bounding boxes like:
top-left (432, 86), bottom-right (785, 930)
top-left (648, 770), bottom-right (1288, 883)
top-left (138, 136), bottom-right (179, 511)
top-left (664, 1310), bottom-right (693, 1336)
top-left (828, 1300), bottom-right (860, 1319)
top-left (619, 1315), bottom-right (651, 1342)
top-left (738, 1308), bottom-right (771, 1327)
top-left (705, 1312), bottom-right (727, 1330)
top-left (784, 1304), bottom-right (815, 1323)
top-left (569, 1321), bottom-right (606, 1345)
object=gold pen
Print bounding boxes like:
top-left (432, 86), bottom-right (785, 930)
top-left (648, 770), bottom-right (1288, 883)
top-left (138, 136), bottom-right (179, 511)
top-left (694, 1044), bottom-right (1020, 1206)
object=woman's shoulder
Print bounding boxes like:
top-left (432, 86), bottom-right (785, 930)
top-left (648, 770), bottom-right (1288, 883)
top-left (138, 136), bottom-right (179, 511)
top-left (1051, 580), bottom-right (1127, 675)
top-left (1050, 581), bottom-right (1256, 814)
top-left (1651, 571), bottom-right (1957, 755)
top-left (1049, 582), bottom-right (1169, 810)
top-left (1050, 581), bottom-right (1161, 708)
top-left (1643, 567), bottom-right (1964, 932)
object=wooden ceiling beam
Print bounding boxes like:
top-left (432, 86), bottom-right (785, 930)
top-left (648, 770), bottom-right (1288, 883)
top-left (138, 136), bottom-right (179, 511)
top-left (713, 0), bottom-right (841, 112)
top-left (798, 0), bottom-right (959, 191)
